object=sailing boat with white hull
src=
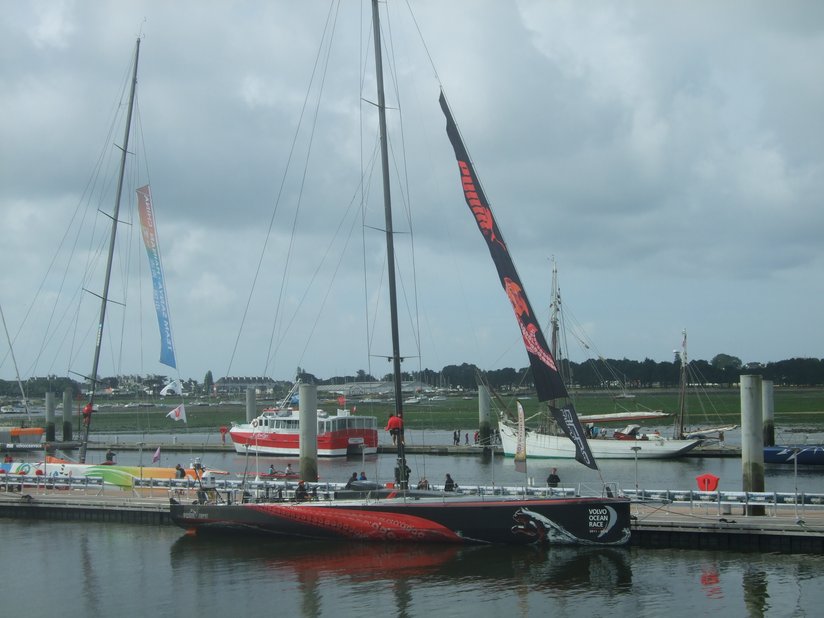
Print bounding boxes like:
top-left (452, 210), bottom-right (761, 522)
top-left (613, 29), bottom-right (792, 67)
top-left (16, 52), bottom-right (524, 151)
top-left (499, 265), bottom-right (702, 460)
top-left (170, 0), bottom-right (629, 546)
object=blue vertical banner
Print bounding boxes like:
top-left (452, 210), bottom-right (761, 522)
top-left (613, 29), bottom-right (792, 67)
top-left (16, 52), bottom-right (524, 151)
top-left (137, 185), bottom-right (177, 368)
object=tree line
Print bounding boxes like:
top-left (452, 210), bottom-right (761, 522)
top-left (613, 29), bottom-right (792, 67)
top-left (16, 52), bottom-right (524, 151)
top-left (309, 356), bottom-right (824, 392)
top-left (2, 356), bottom-right (822, 399)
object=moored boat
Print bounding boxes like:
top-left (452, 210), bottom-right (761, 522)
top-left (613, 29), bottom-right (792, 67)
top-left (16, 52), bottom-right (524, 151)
top-left (500, 422), bottom-right (700, 460)
top-left (170, 491), bottom-right (630, 545)
top-left (229, 383), bottom-right (378, 457)
top-left (170, 0), bottom-right (630, 546)
top-left (498, 265), bottom-right (702, 461)
top-left (764, 445), bottom-right (824, 465)
top-left (1, 456), bottom-right (228, 489)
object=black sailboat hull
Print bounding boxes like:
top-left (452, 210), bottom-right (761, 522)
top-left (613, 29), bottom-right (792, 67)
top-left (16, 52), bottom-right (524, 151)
top-left (170, 494), bottom-right (631, 546)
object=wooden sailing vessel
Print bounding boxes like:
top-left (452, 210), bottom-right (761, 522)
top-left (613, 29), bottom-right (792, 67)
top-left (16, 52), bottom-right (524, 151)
top-left (499, 264), bottom-right (701, 460)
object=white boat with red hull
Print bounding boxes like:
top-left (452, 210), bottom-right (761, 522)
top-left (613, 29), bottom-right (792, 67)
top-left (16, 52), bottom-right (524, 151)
top-left (229, 408), bottom-right (378, 457)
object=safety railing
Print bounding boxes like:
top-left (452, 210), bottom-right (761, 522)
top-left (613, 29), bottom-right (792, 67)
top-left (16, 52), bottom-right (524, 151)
top-left (624, 488), bottom-right (824, 517)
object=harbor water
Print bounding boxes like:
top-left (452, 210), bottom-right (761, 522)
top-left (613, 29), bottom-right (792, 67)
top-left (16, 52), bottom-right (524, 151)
top-left (3, 519), bottom-right (824, 617)
top-left (4, 428), bottom-right (824, 616)
top-left (91, 427), bottom-right (824, 495)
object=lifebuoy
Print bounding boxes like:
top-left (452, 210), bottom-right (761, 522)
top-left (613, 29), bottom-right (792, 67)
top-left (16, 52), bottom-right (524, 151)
top-left (251, 420), bottom-right (259, 428)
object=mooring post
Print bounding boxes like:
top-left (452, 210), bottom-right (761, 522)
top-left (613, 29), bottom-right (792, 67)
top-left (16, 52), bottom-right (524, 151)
top-left (61, 388), bottom-right (73, 442)
top-left (299, 383), bottom-right (318, 483)
top-left (245, 387), bottom-right (256, 423)
top-left (762, 379), bottom-right (775, 447)
top-left (478, 383), bottom-right (492, 445)
top-left (45, 391), bottom-right (56, 442)
top-left (741, 374), bottom-right (765, 516)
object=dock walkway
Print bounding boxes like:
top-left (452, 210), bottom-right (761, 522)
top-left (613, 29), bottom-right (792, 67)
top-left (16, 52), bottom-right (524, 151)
top-left (26, 441), bottom-right (741, 458)
top-left (1, 481), bottom-right (821, 552)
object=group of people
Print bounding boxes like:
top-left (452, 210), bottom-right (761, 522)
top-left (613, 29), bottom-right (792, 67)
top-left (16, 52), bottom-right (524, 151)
top-left (265, 463), bottom-right (294, 476)
top-left (452, 429), bottom-right (501, 446)
top-left (344, 471), bottom-right (368, 488)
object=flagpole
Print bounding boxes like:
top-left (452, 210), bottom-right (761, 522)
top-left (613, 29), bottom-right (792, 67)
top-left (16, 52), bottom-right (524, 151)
top-left (138, 442), bottom-right (144, 480)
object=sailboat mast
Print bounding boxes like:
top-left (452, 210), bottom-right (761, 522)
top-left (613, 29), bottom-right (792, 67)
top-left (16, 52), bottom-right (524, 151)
top-left (675, 329), bottom-right (688, 439)
top-left (0, 302), bottom-right (30, 416)
top-left (371, 0), bottom-right (407, 486)
top-left (78, 37), bottom-right (141, 464)
top-left (549, 259), bottom-right (560, 362)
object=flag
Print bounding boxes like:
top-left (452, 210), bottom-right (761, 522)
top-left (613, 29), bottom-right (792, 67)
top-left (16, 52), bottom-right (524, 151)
top-left (137, 185), bottom-right (177, 369)
top-left (152, 447), bottom-right (161, 463)
top-left (160, 379), bottom-right (181, 396)
top-left (166, 404), bottom-right (187, 423)
top-left (514, 400), bottom-right (527, 473)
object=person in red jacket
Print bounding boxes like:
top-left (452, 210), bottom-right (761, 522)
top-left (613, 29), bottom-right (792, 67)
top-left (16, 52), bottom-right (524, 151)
top-left (385, 413), bottom-right (403, 445)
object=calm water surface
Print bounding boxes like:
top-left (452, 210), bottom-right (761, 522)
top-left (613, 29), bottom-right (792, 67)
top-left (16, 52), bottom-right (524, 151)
top-left (6, 428), bottom-right (824, 617)
top-left (2, 519), bottom-right (823, 617)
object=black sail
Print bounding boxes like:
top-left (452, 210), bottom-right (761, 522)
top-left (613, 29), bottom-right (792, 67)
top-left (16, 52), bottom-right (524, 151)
top-left (439, 92), bottom-right (597, 470)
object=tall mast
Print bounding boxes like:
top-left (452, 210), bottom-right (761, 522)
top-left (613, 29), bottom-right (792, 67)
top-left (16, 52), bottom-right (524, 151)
top-left (371, 0), bottom-right (407, 487)
top-left (78, 37), bottom-right (141, 464)
top-left (0, 302), bottom-right (30, 417)
top-left (675, 329), bottom-right (688, 439)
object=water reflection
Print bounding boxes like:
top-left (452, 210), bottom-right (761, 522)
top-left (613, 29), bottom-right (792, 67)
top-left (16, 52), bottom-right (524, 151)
top-left (743, 567), bottom-right (770, 618)
top-left (700, 564), bottom-right (723, 599)
top-left (169, 535), bottom-right (632, 595)
top-left (4, 519), bottom-right (824, 617)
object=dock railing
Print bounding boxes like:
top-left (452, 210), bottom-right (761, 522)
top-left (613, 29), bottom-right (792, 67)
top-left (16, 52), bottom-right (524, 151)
top-left (1, 473), bottom-right (105, 494)
top-left (624, 488), bottom-right (824, 518)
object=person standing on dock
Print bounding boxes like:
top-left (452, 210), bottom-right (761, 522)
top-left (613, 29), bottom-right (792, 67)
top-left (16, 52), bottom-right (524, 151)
top-left (105, 449), bottom-right (116, 464)
top-left (444, 473), bottom-right (456, 491)
top-left (547, 468), bottom-right (560, 488)
top-left (175, 464), bottom-right (186, 479)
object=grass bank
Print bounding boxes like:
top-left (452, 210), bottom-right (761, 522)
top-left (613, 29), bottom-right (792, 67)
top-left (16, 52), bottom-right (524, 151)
top-left (60, 387), bottom-right (824, 434)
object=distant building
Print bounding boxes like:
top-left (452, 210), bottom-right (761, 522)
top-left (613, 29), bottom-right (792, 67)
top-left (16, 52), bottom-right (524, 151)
top-left (317, 381), bottom-right (430, 397)
top-left (215, 376), bottom-right (276, 396)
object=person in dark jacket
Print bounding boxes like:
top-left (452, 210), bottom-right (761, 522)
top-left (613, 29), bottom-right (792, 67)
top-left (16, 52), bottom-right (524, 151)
top-left (444, 473), bottom-right (456, 492)
top-left (547, 468), bottom-right (560, 488)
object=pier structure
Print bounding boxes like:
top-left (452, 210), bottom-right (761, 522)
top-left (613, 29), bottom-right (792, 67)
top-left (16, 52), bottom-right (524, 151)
top-left (2, 477), bottom-right (823, 553)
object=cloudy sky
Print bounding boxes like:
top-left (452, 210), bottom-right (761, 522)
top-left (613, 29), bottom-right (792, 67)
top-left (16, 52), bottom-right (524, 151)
top-left (1, 1), bottom-right (822, 385)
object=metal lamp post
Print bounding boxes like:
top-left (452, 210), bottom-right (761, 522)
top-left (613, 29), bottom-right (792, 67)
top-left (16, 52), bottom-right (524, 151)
top-left (631, 446), bottom-right (641, 496)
